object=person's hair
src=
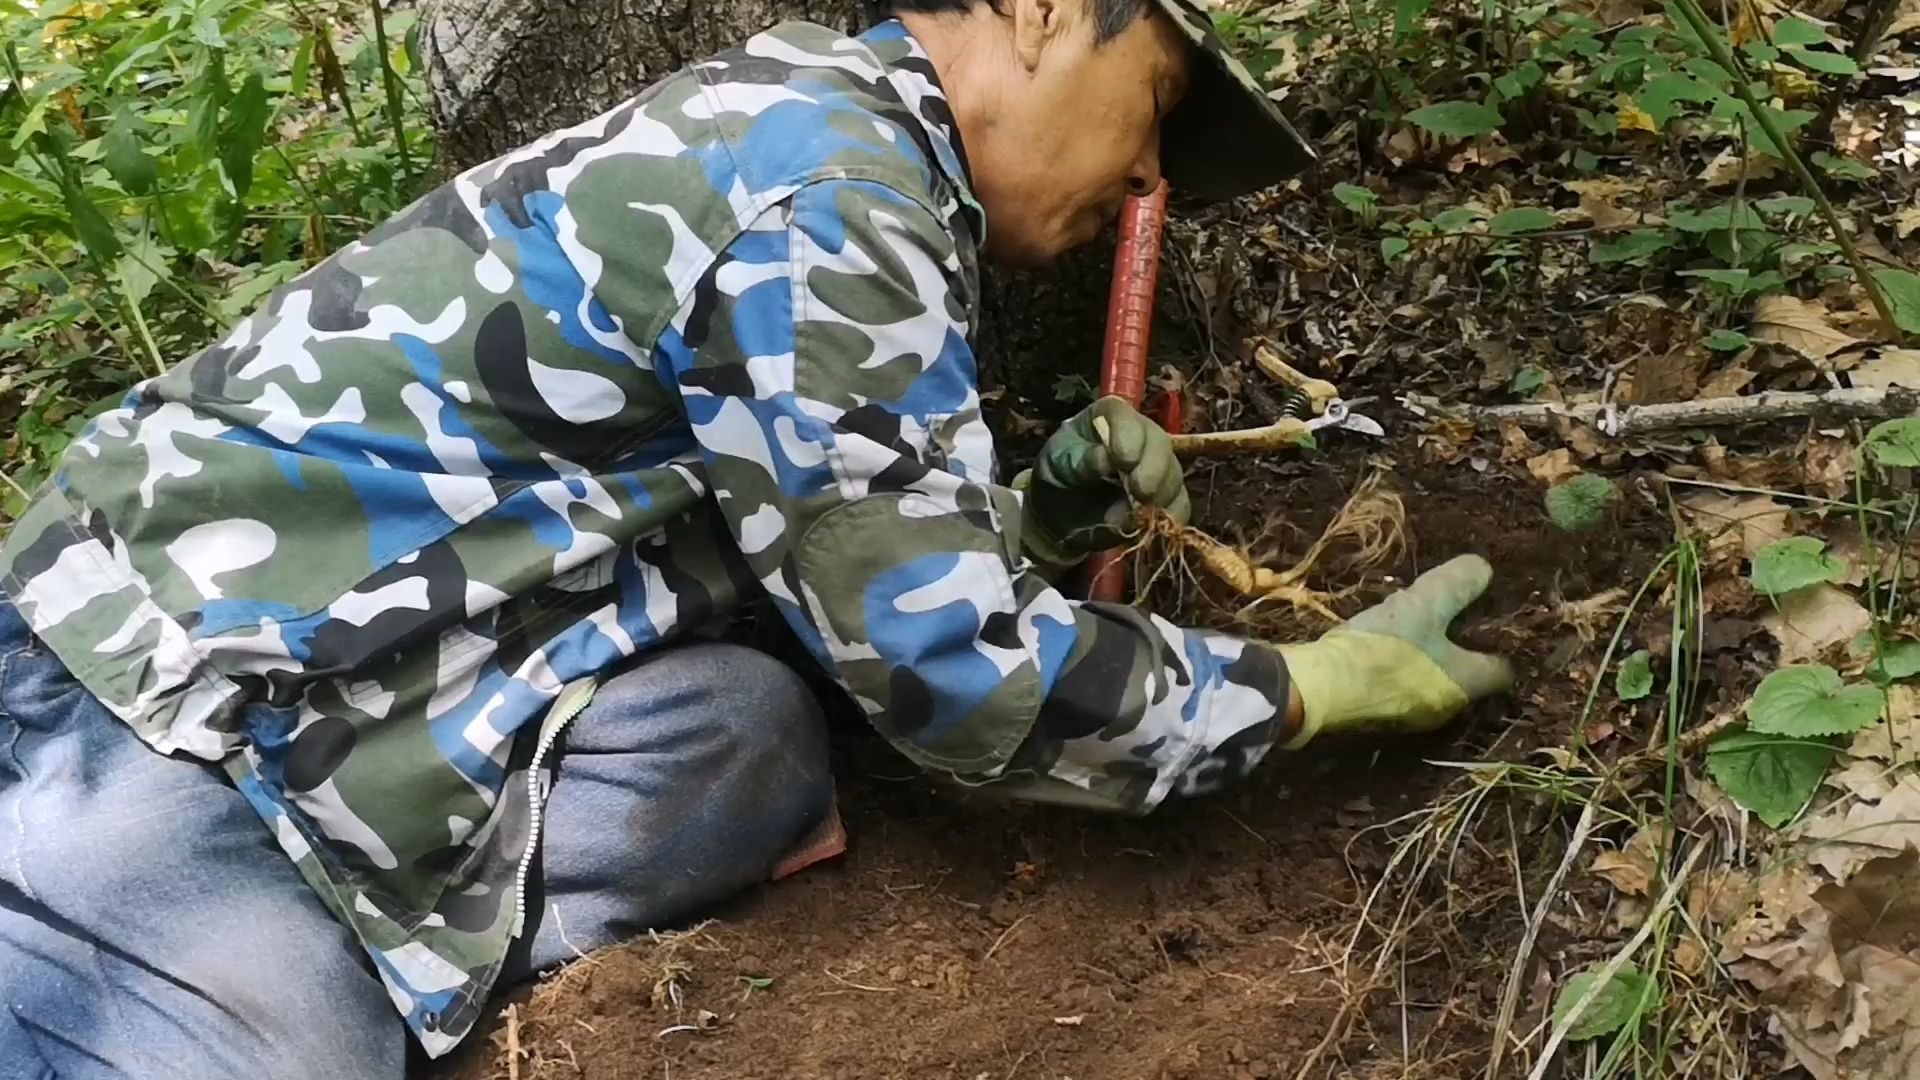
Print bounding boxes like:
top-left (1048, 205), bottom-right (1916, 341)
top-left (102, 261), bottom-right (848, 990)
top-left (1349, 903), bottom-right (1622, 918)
top-left (883, 0), bottom-right (1152, 41)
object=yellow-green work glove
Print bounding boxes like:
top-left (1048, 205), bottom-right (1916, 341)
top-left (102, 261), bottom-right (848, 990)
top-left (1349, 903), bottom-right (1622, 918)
top-left (1018, 396), bottom-right (1190, 575)
top-left (1277, 554), bottom-right (1514, 748)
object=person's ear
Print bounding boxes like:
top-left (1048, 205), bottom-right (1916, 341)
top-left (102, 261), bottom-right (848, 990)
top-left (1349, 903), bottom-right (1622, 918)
top-left (1009, 0), bottom-right (1063, 73)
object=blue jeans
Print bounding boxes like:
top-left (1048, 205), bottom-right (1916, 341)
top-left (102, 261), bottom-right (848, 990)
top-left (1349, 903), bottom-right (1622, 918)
top-left (0, 597), bottom-right (832, 1079)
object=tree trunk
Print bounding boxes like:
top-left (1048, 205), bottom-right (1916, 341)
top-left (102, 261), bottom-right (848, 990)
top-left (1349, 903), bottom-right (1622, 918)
top-left (418, 0), bottom-right (1133, 427)
top-left (421, 0), bottom-right (870, 169)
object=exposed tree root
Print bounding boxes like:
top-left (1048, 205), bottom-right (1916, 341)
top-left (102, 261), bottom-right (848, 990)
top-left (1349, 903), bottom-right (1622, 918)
top-left (1132, 471), bottom-right (1407, 626)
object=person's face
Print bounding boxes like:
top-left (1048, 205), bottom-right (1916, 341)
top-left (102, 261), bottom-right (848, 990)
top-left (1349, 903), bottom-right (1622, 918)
top-left (970, 0), bottom-right (1190, 266)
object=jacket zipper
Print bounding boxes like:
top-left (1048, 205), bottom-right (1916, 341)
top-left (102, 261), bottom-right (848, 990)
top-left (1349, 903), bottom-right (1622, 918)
top-left (510, 675), bottom-right (599, 939)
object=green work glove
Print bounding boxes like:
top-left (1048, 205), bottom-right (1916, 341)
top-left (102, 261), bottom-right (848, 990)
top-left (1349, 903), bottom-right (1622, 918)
top-left (1018, 395), bottom-right (1190, 574)
top-left (1276, 555), bottom-right (1514, 748)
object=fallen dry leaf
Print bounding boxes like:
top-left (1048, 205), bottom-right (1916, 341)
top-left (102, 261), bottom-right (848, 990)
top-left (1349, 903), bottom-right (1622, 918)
top-left (1526, 448), bottom-right (1581, 484)
top-left (1700, 364), bottom-right (1758, 398)
top-left (1701, 145), bottom-right (1783, 187)
top-left (1898, 206), bottom-right (1920, 240)
top-left (1448, 137), bottom-right (1521, 172)
top-left (1625, 345), bottom-right (1710, 404)
top-left (1851, 349), bottom-right (1920, 389)
top-left (1764, 584), bottom-right (1873, 664)
top-left (1499, 420), bottom-right (1540, 463)
top-left (1681, 491), bottom-right (1792, 563)
top-left (1851, 687), bottom-right (1920, 767)
top-left (1562, 177), bottom-right (1646, 229)
top-left (1817, 848), bottom-right (1920, 952)
top-left (1591, 824), bottom-right (1669, 896)
top-left (1800, 776), bottom-right (1920, 884)
top-left (1804, 431), bottom-right (1857, 499)
top-left (1616, 93), bottom-right (1659, 133)
top-left (1753, 295), bottom-right (1862, 363)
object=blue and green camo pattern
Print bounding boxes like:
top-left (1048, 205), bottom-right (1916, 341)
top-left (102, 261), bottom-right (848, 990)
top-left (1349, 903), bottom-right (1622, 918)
top-left (0, 19), bottom-right (1296, 1055)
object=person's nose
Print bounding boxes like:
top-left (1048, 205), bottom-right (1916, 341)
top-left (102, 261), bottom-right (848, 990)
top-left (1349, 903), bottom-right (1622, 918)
top-left (1127, 137), bottom-right (1163, 197)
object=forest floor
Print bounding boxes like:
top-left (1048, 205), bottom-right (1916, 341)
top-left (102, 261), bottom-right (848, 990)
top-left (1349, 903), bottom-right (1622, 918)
top-left (436, 434), bottom-right (1673, 1080)
top-left (435, 2), bottom-right (1920, 1070)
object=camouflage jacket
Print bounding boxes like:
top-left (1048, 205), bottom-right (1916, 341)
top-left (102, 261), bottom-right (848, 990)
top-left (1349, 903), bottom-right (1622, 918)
top-left (0, 19), bottom-right (1296, 1056)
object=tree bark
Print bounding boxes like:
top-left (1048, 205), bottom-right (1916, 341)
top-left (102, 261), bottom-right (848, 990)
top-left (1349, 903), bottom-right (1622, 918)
top-left (421, 0), bottom-right (870, 170)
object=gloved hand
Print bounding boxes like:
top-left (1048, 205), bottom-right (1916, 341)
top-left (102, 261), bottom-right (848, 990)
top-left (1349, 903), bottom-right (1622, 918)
top-left (1277, 555), bottom-right (1513, 748)
top-left (1018, 395), bottom-right (1190, 574)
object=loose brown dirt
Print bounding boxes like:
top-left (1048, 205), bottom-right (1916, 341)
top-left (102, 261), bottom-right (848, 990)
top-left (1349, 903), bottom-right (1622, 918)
top-left (437, 429), bottom-right (1673, 1080)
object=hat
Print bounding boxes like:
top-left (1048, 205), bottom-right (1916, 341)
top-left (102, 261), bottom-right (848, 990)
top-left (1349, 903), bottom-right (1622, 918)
top-left (1153, 0), bottom-right (1316, 201)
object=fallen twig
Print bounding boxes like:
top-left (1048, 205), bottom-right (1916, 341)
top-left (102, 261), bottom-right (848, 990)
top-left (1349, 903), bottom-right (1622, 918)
top-left (1404, 386), bottom-right (1920, 436)
top-left (1487, 800), bottom-right (1598, 1079)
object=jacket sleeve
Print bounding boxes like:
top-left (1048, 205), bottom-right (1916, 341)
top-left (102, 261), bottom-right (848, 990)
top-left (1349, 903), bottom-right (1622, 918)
top-left (652, 177), bottom-right (1297, 814)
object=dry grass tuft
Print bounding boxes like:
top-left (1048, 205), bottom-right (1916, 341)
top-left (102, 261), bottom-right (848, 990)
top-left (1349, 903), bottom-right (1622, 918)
top-left (476, 921), bottom-right (729, 1079)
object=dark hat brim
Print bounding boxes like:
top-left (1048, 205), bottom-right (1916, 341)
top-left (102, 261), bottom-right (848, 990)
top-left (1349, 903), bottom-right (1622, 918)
top-left (1154, 0), bottom-right (1317, 202)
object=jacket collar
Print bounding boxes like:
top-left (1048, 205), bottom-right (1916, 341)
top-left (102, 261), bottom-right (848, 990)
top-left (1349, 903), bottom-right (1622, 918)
top-left (858, 19), bottom-right (988, 245)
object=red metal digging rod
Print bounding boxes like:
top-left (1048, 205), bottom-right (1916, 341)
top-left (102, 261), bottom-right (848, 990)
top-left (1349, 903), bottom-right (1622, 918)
top-left (1086, 183), bottom-right (1169, 603)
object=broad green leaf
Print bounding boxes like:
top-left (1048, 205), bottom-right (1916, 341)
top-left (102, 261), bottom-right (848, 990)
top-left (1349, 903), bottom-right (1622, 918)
top-left (1747, 105), bottom-right (1817, 158)
top-left (1865, 419), bottom-right (1920, 468)
top-left (1870, 269), bottom-right (1920, 335)
top-left (1707, 329), bottom-right (1750, 351)
top-left (1589, 229), bottom-right (1675, 265)
top-left (113, 235), bottom-right (173, 307)
top-left (1683, 57), bottom-right (1734, 86)
top-left (1394, 0), bottom-right (1433, 39)
top-left (1406, 100), bottom-right (1503, 138)
top-left (10, 95), bottom-right (51, 151)
top-left (1617, 649), bottom-right (1654, 701)
top-left (1682, 268), bottom-right (1786, 298)
top-left (1333, 183), bottom-right (1378, 212)
top-left (290, 34), bottom-right (316, 97)
top-left (186, 55), bottom-right (226, 163)
top-left (1574, 149), bottom-right (1601, 172)
top-left (1707, 732), bottom-right (1835, 827)
top-left (1553, 963), bottom-right (1657, 1041)
top-left (1778, 241), bottom-right (1841, 268)
top-left (1749, 665), bottom-right (1885, 737)
top-left (1511, 366), bottom-right (1547, 395)
top-left (1490, 207), bottom-right (1555, 235)
top-left (1872, 639), bottom-right (1920, 682)
top-left (1773, 17), bottom-right (1829, 46)
top-left (1789, 48), bottom-right (1860, 76)
top-left (1431, 207), bottom-right (1484, 232)
top-left (218, 71), bottom-right (271, 201)
top-left (1750, 537), bottom-right (1847, 595)
top-left (1742, 40), bottom-right (1782, 64)
top-left (102, 112), bottom-right (156, 196)
top-left (1638, 72), bottom-right (1713, 127)
top-left (192, 14), bottom-right (226, 48)
top-left (1545, 474), bottom-right (1618, 532)
top-left (1381, 237), bottom-right (1410, 263)
top-left (1814, 151), bottom-right (1876, 180)
top-left (1757, 195), bottom-right (1815, 218)
top-left (60, 176), bottom-right (123, 262)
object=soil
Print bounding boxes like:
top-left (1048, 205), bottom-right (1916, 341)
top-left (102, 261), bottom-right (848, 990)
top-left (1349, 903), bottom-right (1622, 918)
top-left (437, 425), bottom-right (1674, 1080)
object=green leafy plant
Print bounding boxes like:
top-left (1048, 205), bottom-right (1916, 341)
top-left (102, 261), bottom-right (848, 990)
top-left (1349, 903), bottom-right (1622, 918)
top-left (1546, 474), bottom-right (1620, 532)
top-left (1552, 962), bottom-right (1659, 1041)
top-left (1616, 649), bottom-right (1654, 701)
top-left (0, 0), bottom-right (430, 518)
top-left (1864, 419), bottom-right (1920, 469)
top-left (1749, 537), bottom-right (1848, 596)
top-left (1707, 732), bottom-right (1834, 827)
top-left (1747, 665), bottom-right (1885, 737)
